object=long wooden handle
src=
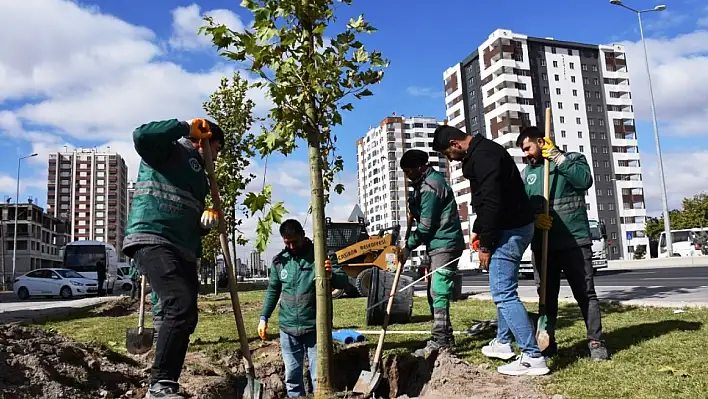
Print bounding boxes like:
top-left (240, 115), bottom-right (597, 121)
top-left (137, 275), bottom-right (146, 333)
top-left (371, 252), bottom-right (405, 370)
top-left (200, 137), bottom-right (255, 371)
top-left (540, 107), bottom-right (552, 307)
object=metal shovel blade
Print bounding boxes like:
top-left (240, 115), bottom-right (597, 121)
top-left (353, 369), bottom-right (381, 397)
top-left (242, 373), bottom-right (263, 399)
top-left (125, 327), bottom-right (154, 355)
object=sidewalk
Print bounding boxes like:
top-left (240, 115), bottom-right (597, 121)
top-left (0, 295), bottom-right (118, 324)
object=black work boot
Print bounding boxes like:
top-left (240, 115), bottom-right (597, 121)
top-left (589, 340), bottom-right (609, 361)
top-left (146, 380), bottom-right (183, 399)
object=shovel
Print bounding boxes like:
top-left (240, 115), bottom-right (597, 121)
top-left (353, 248), bottom-right (406, 397)
top-left (536, 107), bottom-right (552, 351)
top-left (200, 130), bottom-right (262, 399)
top-left (126, 275), bottom-right (154, 354)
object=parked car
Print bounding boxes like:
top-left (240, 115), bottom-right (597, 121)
top-left (116, 265), bottom-right (135, 291)
top-left (13, 268), bottom-right (99, 300)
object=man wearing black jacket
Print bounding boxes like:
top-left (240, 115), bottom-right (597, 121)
top-left (432, 126), bottom-right (549, 376)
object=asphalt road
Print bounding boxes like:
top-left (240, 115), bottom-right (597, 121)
top-left (412, 266), bottom-right (708, 307)
top-left (458, 266), bottom-right (708, 288)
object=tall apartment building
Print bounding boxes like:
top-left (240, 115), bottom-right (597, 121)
top-left (127, 180), bottom-right (136, 212)
top-left (1, 201), bottom-right (70, 279)
top-left (356, 115), bottom-right (449, 266)
top-left (46, 148), bottom-right (129, 259)
top-left (443, 29), bottom-right (647, 260)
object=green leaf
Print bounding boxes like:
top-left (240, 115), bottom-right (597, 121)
top-left (334, 184), bottom-right (345, 194)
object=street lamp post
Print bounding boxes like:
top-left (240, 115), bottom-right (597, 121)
top-left (609, 0), bottom-right (672, 257)
top-left (12, 153), bottom-right (39, 282)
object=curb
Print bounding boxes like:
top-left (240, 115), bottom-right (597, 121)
top-left (0, 296), bottom-right (119, 325)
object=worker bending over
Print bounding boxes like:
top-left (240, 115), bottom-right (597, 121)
top-left (258, 219), bottom-right (349, 398)
top-left (517, 126), bottom-right (609, 361)
top-left (398, 149), bottom-right (465, 357)
top-left (432, 126), bottom-right (549, 376)
top-left (123, 118), bottom-right (223, 399)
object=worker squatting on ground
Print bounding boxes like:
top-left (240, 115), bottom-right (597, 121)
top-left (432, 125), bottom-right (550, 376)
top-left (398, 149), bottom-right (465, 357)
top-left (258, 219), bottom-right (350, 398)
top-left (122, 118), bottom-right (224, 399)
top-left (516, 126), bottom-right (609, 361)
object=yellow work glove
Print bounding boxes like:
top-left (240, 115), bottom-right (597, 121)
top-left (188, 118), bottom-right (212, 140)
top-left (324, 259), bottom-right (333, 277)
top-left (200, 208), bottom-right (221, 229)
top-left (541, 137), bottom-right (566, 165)
top-left (258, 319), bottom-right (268, 340)
top-left (535, 213), bottom-right (553, 230)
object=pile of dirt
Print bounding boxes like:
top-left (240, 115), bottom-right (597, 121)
top-left (387, 351), bottom-right (550, 399)
top-left (92, 297), bottom-right (150, 317)
top-left (0, 324), bottom-right (144, 399)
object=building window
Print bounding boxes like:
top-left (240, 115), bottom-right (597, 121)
top-left (605, 174), bottom-right (611, 181)
top-left (569, 62), bottom-right (575, 69)
top-left (610, 216), bottom-right (616, 224)
top-left (585, 90), bottom-right (590, 98)
top-left (592, 65), bottom-right (598, 72)
top-left (601, 132), bottom-right (607, 140)
top-left (587, 104), bottom-right (593, 112)
top-left (582, 64), bottom-right (588, 71)
top-left (558, 102), bottom-right (563, 109)
top-left (611, 232), bottom-right (618, 240)
top-left (542, 73), bottom-right (548, 81)
top-left (554, 74), bottom-right (560, 81)
top-left (579, 145), bottom-right (584, 152)
top-left (592, 146), bottom-right (598, 153)
top-left (540, 58), bottom-right (546, 66)
top-left (545, 101), bottom-right (551, 108)
top-left (593, 160), bottom-right (599, 167)
top-left (595, 174), bottom-right (601, 182)
top-left (551, 47), bottom-right (557, 54)
top-left (553, 60), bottom-right (558, 68)
top-left (588, 119), bottom-right (595, 126)
top-left (599, 119), bottom-right (605, 126)
top-left (608, 189), bottom-right (614, 196)
top-left (560, 116), bottom-right (565, 123)
top-left (609, 203), bottom-right (615, 210)
top-left (597, 189), bottom-right (603, 196)
top-left (97, 164), bottom-right (105, 170)
top-left (596, 91), bottom-right (601, 99)
top-left (571, 76), bottom-right (576, 83)
top-left (593, 78), bottom-right (599, 85)
top-left (597, 105), bottom-right (603, 112)
top-left (604, 160), bottom-right (610, 167)
top-left (556, 88), bottom-right (561, 95)
top-left (583, 77), bottom-right (589, 84)
top-left (573, 89), bottom-right (578, 96)
top-left (598, 203), bottom-right (604, 211)
top-left (578, 131), bottom-right (583, 138)
top-left (574, 103), bottom-right (579, 110)
top-left (562, 144), bottom-right (568, 151)
top-left (544, 87), bottom-right (550, 94)
top-left (603, 146), bottom-right (609, 153)
top-left (576, 117), bottom-right (581, 124)
top-left (561, 130), bottom-right (567, 138)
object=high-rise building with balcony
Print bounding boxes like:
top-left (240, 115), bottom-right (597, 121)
top-left (356, 115), bottom-right (449, 267)
top-left (46, 148), bottom-right (129, 259)
top-left (443, 29), bottom-right (647, 260)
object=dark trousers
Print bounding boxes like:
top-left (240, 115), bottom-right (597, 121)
top-left (97, 277), bottom-right (106, 296)
top-left (133, 245), bottom-right (199, 386)
top-left (533, 245), bottom-right (603, 342)
top-left (130, 279), bottom-right (138, 300)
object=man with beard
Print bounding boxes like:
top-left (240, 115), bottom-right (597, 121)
top-left (516, 126), bottom-right (609, 361)
top-left (257, 219), bottom-right (349, 397)
top-left (432, 125), bottom-right (548, 376)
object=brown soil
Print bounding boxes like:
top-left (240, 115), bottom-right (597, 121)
top-left (387, 351), bottom-right (551, 399)
top-left (92, 296), bottom-right (151, 318)
top-left (0, 322), bottom-right (553, 399)
top-left (0, 324), bottom-right (144, 399)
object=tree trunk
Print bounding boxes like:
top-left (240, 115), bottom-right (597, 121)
top-left (231, 205), bottom-right (238, 278)
top-left (301, 2), bottom-right (333, 395)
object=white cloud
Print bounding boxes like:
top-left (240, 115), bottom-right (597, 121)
top-left (0, 173), bottom-right (48, 199)
top-left (405, 86), bottom-right (443, 98)
top-left (169, 3), bottom-right (246, 51)
top-left (618, 30), bottom-right (708, 136)
top-left (640, 150), bottom-right (708, 216)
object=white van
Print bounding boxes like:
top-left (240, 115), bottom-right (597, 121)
top-left (60, 240), bottom-right (118, 294)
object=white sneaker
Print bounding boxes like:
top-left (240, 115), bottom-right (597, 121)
top-left (497, 354), bottom-right (550, 376)
top-left (481, 338), bottom-right (516, 360)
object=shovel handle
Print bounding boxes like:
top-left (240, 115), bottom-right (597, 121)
top-left (371, 250), bottom-right (405, 371)
top-left (540, 107), bottom-right (551, 307)
top-left (200, 135), bottom-right (257, 376)
top-left (138, 275), bottom-right (146, 334)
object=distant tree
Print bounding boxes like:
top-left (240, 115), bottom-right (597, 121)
top-left (633, 244), bottom-right (646, 260)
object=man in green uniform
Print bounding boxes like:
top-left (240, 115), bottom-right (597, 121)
top-left (398, 149), bottom-right (465, 356)
top-left (516, 126), bottom-right (608, 361)
top-left (122, 118), bottom-right (224, 398)
top-left (127, 258), bottom-right (140, 300)
top-left (257, 219), bottom-right (349, 397)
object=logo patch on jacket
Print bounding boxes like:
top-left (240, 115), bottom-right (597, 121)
top-left (526, 174), bottom-right (537, 185)
top-left (189, 158), bottom-right (202, 172)
top-left (280, 269), bottom-right (288, 280)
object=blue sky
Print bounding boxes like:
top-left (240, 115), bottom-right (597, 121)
top-left (2, 0), bottom-right (707, 258)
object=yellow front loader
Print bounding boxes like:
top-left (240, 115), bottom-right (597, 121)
top-left (325, 216), bottom-right (401, 299)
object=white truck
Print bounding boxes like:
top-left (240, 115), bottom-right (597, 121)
top-left (60, 240), bottom-right (118, 294)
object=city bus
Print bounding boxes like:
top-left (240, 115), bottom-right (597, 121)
top-left (60, 240), bottom-right (118, 294)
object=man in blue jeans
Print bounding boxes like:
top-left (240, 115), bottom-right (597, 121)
top-left (432, 125), bottom-right (549, 376)
top-left (257, 219), bottom-right (349, 397)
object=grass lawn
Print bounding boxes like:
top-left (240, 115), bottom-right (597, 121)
top-left (40, 291), bottom-right (708, 399)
